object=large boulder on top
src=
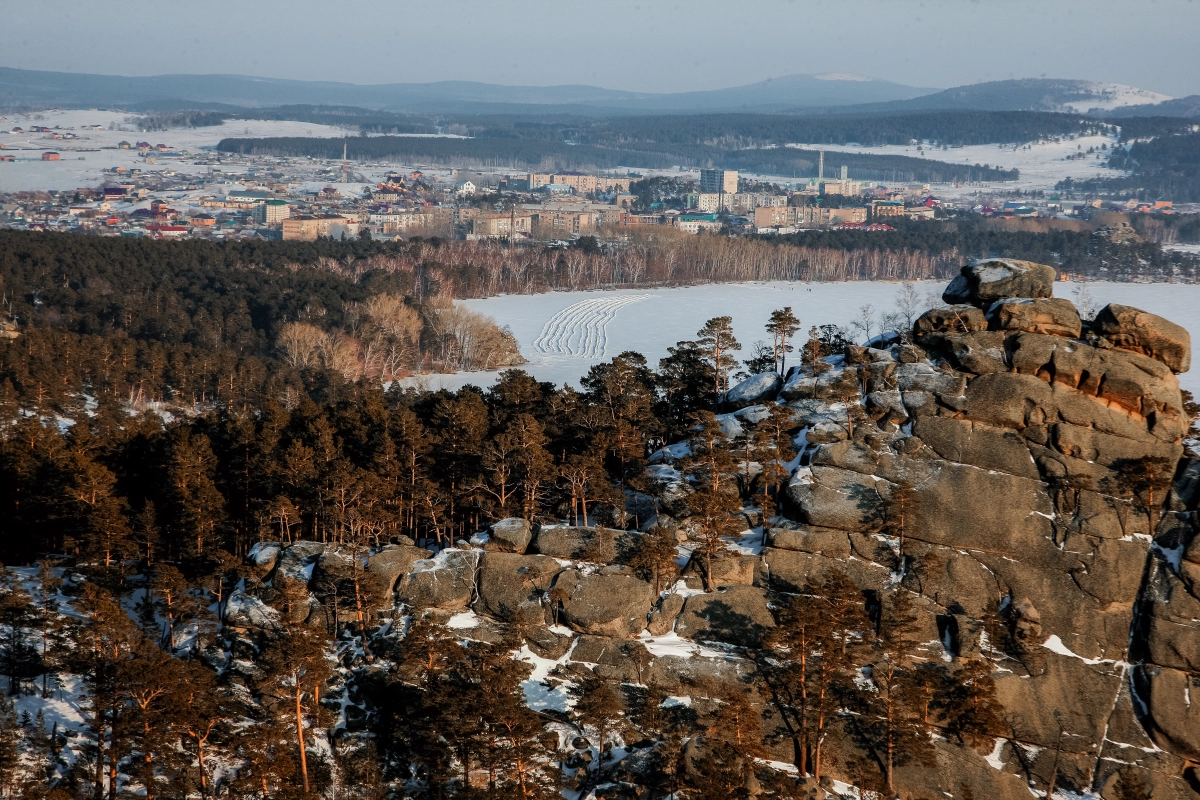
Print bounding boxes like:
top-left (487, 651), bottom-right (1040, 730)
top-left (721, 372), bottom-right (783, 410)
top-left (1093, 303), bottom-right (1192, 374)
top-left (942, 258), bottom-right (1056, 305)
top-left (271, 541), bottom-right (325, 592)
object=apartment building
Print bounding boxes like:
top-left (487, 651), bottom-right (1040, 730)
top-left (753, 205), bottom-right (867, 230)
top-left (254, 199), bottom-right (291, 225)
top-left (526, 172), bottom-right (633, 194)
top-left (282, 214), bottom-right (360, 241)
top-left (699, 169), bottom-right (738, 195)
top-left (469, 212), bottom-right (533, 239)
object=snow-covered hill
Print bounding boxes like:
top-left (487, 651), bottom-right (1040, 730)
top-left (1059, 81), bottom-right (1173, 113)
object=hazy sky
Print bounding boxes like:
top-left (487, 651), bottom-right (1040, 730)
top-left (5, 0), bottom-right (1199, 96)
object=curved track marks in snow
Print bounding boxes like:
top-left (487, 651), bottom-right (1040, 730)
top-left (532, 295), bottom-right (651, 358)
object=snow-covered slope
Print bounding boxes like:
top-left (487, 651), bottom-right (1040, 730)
top-left (1060, 82), bottom-right (1173, 113)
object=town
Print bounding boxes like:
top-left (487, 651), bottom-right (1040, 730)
top-left (2, 116), bottom-right (1191, 244)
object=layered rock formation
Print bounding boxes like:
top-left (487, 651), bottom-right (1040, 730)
top-left (243, 258), bottom-right (1199, 799)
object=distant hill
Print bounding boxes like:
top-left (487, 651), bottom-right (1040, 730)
top-left (0, 66), bottom-right (933, 114)
top-left (1104, 94), bottom-right (1200, 118)
top-left (793, 78), bottom-right (1174, 115)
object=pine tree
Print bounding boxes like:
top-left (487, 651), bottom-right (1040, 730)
top-left (696, 317), bottom-right (741, 396)
top-left (132, 502), bottom-right (160, 568)
top-left (64, 451), bottom-right (133, 584)
top-left (177, 659), bottom-right (232, 799)
top-left (658, 339), bottom-right (717, 431)
top-left (573, 676), bottom-right (625, 784)
top-left (226, 720), bottom-right (297, 799)
top-left (165, 430), bottom-right (226, 560)
top-left (32, 561), bottom-right (64, 700)
top-left (0, 693), bottom-right (21, 798)
top-left (581, 352), bottom-right (659, 490)
top-left (259, 623), bottom-right (333, 796)
top-left (148, 565), bottom-right (190, 652)
top-left (766, 569), bottom-right (866, 780)
top-left (859, 589), bottom-right (935, 794)
top-left (0, 570), bottom-right (38, 697)
top-left (800, 326), bottom-right (831, 374)
top-left (69, 584), bottom-right (137, 800)
top-left (765, 307), bottom-right (801, 375)
top-left (684, 412), bottom-right (741, 591)
top-left (118, 640), bottom-right (185, 800)
top-left (628, 527), bottom-right (680, 594)
top-left (559, 453), bottom-right (604, 527)
top-left (881, 479), bottom-right (922, 573)
top-left (751, 403), bottom-right (797, 539)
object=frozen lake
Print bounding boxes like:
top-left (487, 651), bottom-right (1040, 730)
top-left (403, 280), bottom-right (1200, 396)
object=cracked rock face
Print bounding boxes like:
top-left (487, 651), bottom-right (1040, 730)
top-left (778, 261), bottom-right (1197, 797)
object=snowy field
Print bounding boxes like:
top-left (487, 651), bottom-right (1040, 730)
top-left (0, 108), bottom-right (460, 191)
top-left (1164, 243), bottom-right (1200, 256)
top-left (785, 132), bottom-right (1121, 196)
top-left (405, 280), bottom-right (1200, 395)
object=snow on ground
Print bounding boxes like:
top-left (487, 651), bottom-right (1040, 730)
top-left (0, 108), bottom-right (460, 192)
top-left (636, 630), bottom-right (733, 660)
top-left (515, 642), bottom-right (578, 712)
top-left (410, 280), bottom-right (1200, 396)
top-left (785, 132), bottom-right (1120, 196)
top-left (1164, 243), bottom-right (1200, 256)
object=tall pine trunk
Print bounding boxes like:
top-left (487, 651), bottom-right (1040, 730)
top-left (294, 680), bottom-right (309, 794)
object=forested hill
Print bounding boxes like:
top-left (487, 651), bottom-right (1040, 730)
top-left (458, 109), bottom-right (1111, 148)
top-left (1060, 129), bottom-right (1200, 202)
top-left (215, 135), bottom-right (1019, 183)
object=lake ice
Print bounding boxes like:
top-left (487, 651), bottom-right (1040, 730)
top-left (402, 280), bottom-right (1200, 396)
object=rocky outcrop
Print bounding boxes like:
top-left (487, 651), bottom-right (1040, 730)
top-left (532, 525), bottom-right (637, 562)
top-left (474, 552), bottom-right (561, 623)
top-left (233, 258), bottom-right (1199, 800)
top-left (675, 585), bottom-right (775, 647)
top-left (987, 297), bottom-right (1082, 338)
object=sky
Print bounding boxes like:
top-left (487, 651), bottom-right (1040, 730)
top-left (4, 0), bottom-right (1199, 96)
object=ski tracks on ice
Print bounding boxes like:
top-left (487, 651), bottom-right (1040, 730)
top-left (532, 295), bottom-right (651, 358)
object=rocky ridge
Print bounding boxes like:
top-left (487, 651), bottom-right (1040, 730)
top-left (238, 259), bottom-right (1199, 799)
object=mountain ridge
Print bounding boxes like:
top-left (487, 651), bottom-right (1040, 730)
top-left (0, 65), bottom-right (933, 114)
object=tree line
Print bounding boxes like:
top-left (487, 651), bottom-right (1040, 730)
top-left (214, 135), bottom-right (1018, 183)
top-left (460, 109), bottom-right (1110, 150)
top-left (4, 226), bottom-right (1197, 416)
